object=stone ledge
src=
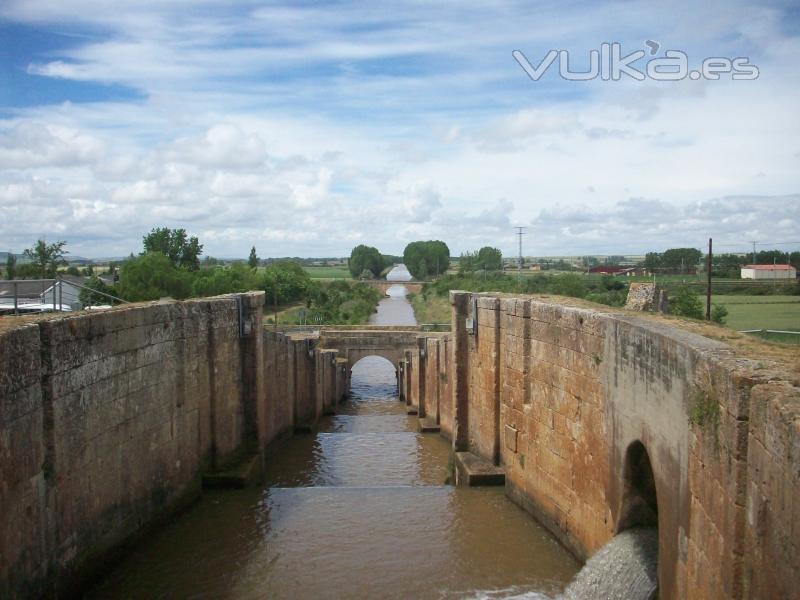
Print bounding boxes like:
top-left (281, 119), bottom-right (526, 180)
top-left (202, 454), bottom-right (261, 489)
top-left (454, 451), bottom-right (505, 486)
top-left (418, 416), bottom-right (440, 433)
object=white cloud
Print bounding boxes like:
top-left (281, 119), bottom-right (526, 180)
top-left (0, 1), bottom-right (798, 258)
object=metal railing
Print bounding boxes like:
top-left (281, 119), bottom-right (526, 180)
top-left (0, 276), bottom-right (128, 315)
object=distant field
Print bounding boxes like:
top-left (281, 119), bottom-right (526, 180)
top-left (302, 266), bottom-right (351, 279)
top-left (710, 295), bottom-right (800, 344)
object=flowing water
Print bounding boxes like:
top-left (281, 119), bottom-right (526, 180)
top-left (87, 265), bottom-right (581, 599)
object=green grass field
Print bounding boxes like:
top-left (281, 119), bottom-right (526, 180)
top-left (302, 266), bottom-right (352, 279)
top-left (710, 295), bottom-right (800, 344)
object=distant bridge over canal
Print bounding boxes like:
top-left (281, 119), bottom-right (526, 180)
top-left (363, 279), bottom-right (425, 295)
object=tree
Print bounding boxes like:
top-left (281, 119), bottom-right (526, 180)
top-left (661, 248), bottom-right (702, 272)
top-left (142, 227), bottom-right (203, 271)
top-left (459, 251), bottom-right (477, 275)
top-left (712, 253), bottom-right (746, 277)
top-left (348, 245), bottom-right (383, 278)
top-left (23, 239), bottom-right (68, 278)
top-left (261, 261), bottom-right (311, 305)
top-left (192, 263), bottom-right (261, 297)
top-left (117, 252), bottom-right (193, 301)
top-left (711, 304), bottom-right (729, 325)
top-left (671, 286), bottom-right (704, 319)
top-left (5, 252), bottom-right (16, 280)
top-left (403, 240), bottom-right (449, 279)
top-left (477, 246), bottom-right (503, 271)
top-left (755, 249), bottom-right (788, 265)
top-left (248, 246), bottom-right (259, 268)
top-left (79, 276), bottom-right (117, 306)
top-left (582, 256), bottom-right (599, 268)
top-left (605, 255), bottom-right (626, 265)
top-left (642, 252), bottom-right (661, 272)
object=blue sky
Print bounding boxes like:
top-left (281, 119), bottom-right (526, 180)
top-left (1, 0), bottom-right (798, 258)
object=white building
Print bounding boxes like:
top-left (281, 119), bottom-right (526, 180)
top-left (740, 264), bottom-right (797, 280)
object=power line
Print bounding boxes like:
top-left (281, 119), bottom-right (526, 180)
top-left (514, 226), bottom-right (526, 284)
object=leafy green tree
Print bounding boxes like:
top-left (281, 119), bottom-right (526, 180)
top-left (403, 240), bottom-right (449, 279)
top-left (711, 304), bottom-right (729, 324)
top-left (754, 249), bottom-right (788, 265)
top-left (66, 265), bottom-right (81, 276)
top-left (643, 252), bottom-right (661, 272)
top-left (477, 246), bottom-right (502, 271)
top-left (671, 286), bottom-right (704, 319)
top-left (661, 248), bottom-right (702, 272)
top-left (23, 239), bottom-right (68, 278)
top-left (261, 261), bottom-right (311, 305)
top-left (117, 252), bottom-right (193, 301)
top-left (79, 275), bottom-right (118, 306)
top-left (192, 263), bottom-right (261, 297)
top-left (605, 255), bottom-right (626, 265)
top-left (381, 254), bottom-right (402, 270)
top-left (5, 252), bottom-right (16, 280)
top-left (348, 245), bottom-right (383, 278)
top-left (417, 259), bottom-right (429, 280)
top-left (248, 246), bottom-right (259, 268)
top-left (142, 227), bottom-right (203, 271)
top-left (459, 251), bottom-right (477, 275)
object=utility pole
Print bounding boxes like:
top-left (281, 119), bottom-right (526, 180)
top-left (706, 238), bottom-right (712, 321)
top-left (750, 240), bottom-right (757, 265)
top-left (515, 226), bottom-right (526, 284)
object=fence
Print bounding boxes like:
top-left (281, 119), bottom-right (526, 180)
top-left (0, 277), bottom-right (127, 315)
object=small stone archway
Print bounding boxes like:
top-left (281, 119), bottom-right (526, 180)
top-left (343, 347), bottom-right (405, 371)
top-left (616, 440), bottom-right (659, 533)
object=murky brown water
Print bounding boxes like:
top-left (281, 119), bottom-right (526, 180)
top-left (87, 266), bottom-right (580, 599)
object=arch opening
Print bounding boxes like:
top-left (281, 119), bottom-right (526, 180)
top-left (617, 440), bottom-right (659, 532)
top-left (350, 354), bottom-right (396, 372)
top-left (348, 355), bottom-right (399, 401)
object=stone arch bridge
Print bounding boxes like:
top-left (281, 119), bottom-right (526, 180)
top-left (316, 326), bottom-right (421, 369)
top-left (364, 280), bottom-right (425, 295)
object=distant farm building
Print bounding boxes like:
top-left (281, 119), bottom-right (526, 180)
top-left (740, 264), bottom-right (797, 280)
top-left (588, 266), bottom-right (646, 276)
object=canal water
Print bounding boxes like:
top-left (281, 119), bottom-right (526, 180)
top-left (369, 263), bottom-right (416, 326)
top-left (87, 266), bottom-right (580, 599)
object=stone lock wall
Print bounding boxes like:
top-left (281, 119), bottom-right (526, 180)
top-left (407, 291), bottom-right (799, 600)
top-left (0, 295), bottom-right (353, 598)
top-left (0, 293), bottom-right (265, 597)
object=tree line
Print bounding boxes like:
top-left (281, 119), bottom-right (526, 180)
top-left (348, 240), bottom-right (453, 280)
top-left (3, 229), bottom-right (383, 325)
